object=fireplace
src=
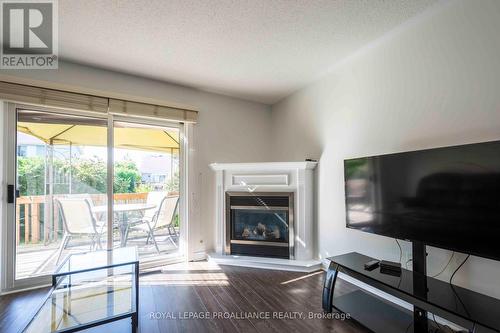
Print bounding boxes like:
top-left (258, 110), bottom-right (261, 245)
top-left (225, 192), bottom-right (294, 259)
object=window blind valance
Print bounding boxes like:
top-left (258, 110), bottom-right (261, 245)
top-left (0, 81), bottom-right (109, 113)
top-left (108, 98), bottom-right (198, 123)
top-left (0, 81), bottom-right (198, 123)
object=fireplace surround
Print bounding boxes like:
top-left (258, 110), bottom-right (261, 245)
top-left (226, 192), bottom-right (294, 259)
top-left (210, 161), bottom-right (318, 266)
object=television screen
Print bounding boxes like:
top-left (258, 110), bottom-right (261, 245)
top-left (344, 140), bottom-right (500, 261)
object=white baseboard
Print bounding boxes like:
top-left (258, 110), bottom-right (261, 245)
top-left (1, 283), bottom-right (50, 296)
top-left (208, 252), bottom-right (322, 272)
top-left (190, 250), bottom-right (207, 261)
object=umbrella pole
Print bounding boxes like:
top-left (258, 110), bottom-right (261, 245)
top-left (44, 140), bottom-right (55, 245)
top-left (170, 148), bottom-right (173, 185)
top-left (43, 143), bottom-right (49, 245)
top-left (49, 140), bottom-right (55, 244)
top-left (69, 143), bottom-right (72, 194)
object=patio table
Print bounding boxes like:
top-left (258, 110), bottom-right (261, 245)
top-left (92, 203), bottom-right (156, 247)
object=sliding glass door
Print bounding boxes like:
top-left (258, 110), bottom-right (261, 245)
top-left (112, 120), bottom-right (181, 263)
top-left (4, 104), bottom-right (184, 290)
top-left (14, 109), bottom-right (109, 283)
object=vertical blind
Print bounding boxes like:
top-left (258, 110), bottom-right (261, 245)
top-left (0, 81), bottom-right (198, 123)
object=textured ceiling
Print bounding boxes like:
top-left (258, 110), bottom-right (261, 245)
top-left (59, 0), bottom-right (437, 104)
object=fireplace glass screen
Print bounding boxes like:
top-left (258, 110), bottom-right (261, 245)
top-left (232, 209), bottom-right (289, 243)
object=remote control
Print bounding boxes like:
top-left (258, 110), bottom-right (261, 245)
top-left (364, 260), bottom-right (380, 270)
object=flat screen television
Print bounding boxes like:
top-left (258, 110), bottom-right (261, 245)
top-left (344, 140), bottom-right (500, 261)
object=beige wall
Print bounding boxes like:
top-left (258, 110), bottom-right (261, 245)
top-left (0, 61), bottom-right (273, 259)
top-left (271, 0), bottom-right (500, 298)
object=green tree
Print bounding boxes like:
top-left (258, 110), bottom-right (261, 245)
top-left (114, 160), bottom-right (141, 193)
top-left (17, 157), bottom-right (45, 196)
top-left (17, 155), bottom-right (143, 196)
top-left (71, 157), bottom-right (107, 194)
top-left (166, 171), bottom-right (179, 193)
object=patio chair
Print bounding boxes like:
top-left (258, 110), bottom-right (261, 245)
top-left (125, 195), bottom-right (179, 254)
top-left (54, 198), bottom-right (106, 264)
top-left (142, 191), bottom-right (168, 224)
top-left (67, 194), bottom-right (107, 231)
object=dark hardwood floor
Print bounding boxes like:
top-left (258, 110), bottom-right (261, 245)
top-left (0, 261), bottom-right (369, 333)
top-left (0, 286), bottom-right (50, 333)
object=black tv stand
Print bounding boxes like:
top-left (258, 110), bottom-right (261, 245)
top-left (412, 241), bottom-right (428, 332)
top-left (322, 251), bottom-right (500, 333)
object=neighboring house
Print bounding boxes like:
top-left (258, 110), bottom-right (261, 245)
top-left (17, 133), bottom-right (46, 157)
top-left (139, 154), bottom-right (172, 189)
top-left (17, 132), bottom-right (82, 158)
top-left (17, 133), bottom-right (84, 195)
top-left (17, 144), bottom-right (46, 158)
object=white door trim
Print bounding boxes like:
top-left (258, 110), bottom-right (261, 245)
top-left (1, 105), bottom-right (192, 292)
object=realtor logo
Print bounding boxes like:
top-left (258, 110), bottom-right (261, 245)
top-left (1, 0), bottom-right (58, 69)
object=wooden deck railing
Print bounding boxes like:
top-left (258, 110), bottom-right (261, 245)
top-left (16, 192), bottom-right (149, 245)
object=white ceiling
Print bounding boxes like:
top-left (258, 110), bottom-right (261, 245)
top-left (59, 0), bottom-right (437, 104)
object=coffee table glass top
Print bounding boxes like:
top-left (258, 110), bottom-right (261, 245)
top-left (24, 276), bottom-right (134, 333)
top-left (55, 246), bottom-right (138, 277)
top-left (23, 248), bottom-right (139, 333)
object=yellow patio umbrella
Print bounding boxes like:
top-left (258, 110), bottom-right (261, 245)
top-left (17, 115), bottom-right (180, 243)
top-left (17, 122), bottom-right (179, 152)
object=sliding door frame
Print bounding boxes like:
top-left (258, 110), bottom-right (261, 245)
top-left (111, 115), bottom-right (188, 267)
top-left (2, 103), bottom-right (110, 292)
top-left (1, 104), bottom-right (189, 292)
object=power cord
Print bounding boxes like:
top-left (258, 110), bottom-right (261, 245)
top-left (431, 252), bottom-right (455, 278)
top-left (431, 313), bottom-right (454, 333)
top-left (449, 254), bottom-right (472, 318)
top-left (405, 321), bottom-right (413, 333)
top-left (407, 254), bottom-right (471, 333)
top-left (393, 239), bottom-right (405, 289)
top-left (450, 254), bottom-right (470, 284)
top-left (395, 238), bottom-right (403, 263)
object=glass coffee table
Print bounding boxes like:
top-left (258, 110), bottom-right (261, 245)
top-left (23, 247), bottom-right (139, 333)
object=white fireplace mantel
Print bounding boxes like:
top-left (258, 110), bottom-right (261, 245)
top-left (209, 161), bottom-right (320, 271)
top-left (210, 161), bottom-right (318, 171)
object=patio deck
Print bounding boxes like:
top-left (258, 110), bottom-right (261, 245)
top-left (16, 229), bottom-right (179, 280)
top-left (15, 192), bottom-right (180, 280)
